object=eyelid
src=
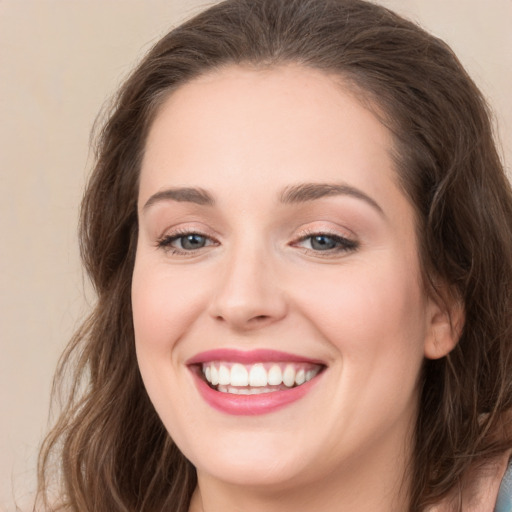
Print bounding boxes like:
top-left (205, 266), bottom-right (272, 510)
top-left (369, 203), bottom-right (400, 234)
top-left (154, 223), bottom-right (359, 257)
top-left (156, 221), bottom-right (218, 242)
top-left (292, 224), bottom-right (357, 242)
top-left (155, 225), bottom-right (220, 255)
top-left (290, 226), bottom-right (359, 255)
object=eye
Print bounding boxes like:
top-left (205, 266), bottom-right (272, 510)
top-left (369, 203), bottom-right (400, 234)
top-left (309, 234), bottom-right (340, 251)
top-left (176, 233), bottom-right (208, 250)
top-left (157, 231), bottom-right (217, 254)
top-left (294, 232), bottom-right (358, 254)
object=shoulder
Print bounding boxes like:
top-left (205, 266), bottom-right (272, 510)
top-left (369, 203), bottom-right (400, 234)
top-left (496, 460), bottom-right (512, 512)
top-left (426, 453), bottom-right (511, 512)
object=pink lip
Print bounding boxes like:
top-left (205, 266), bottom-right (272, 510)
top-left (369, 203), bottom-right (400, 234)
top-left (191, 370), bottom-right (322, 416)
top-left (186, 348), bottom-right (324, 365)
top-left (187, 349), bottom-right (325, 416)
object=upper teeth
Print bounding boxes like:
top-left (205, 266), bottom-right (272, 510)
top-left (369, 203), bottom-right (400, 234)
top-left (202, 362), bottom-right (321, 388)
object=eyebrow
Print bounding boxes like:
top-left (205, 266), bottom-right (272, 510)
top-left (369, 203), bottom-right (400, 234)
top-left (279, 182), bottom-right (384, 215)
top-left (142, 182), bottom-right (383, 215)
top-left (143, 187), bottom-right (215, 211)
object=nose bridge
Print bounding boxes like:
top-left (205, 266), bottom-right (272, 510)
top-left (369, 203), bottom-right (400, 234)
top-left (209, 235), bottom-right (287, 330)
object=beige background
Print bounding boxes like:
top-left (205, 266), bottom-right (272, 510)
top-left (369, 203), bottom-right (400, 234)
top-left (1, 0), bottom-right (510, 508)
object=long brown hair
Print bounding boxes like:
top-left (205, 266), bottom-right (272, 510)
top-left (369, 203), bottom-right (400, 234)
top-left (37, 0), bottom-right (512, 510)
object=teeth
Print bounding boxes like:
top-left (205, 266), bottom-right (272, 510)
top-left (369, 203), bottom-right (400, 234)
top-left (217, 385), bottom-right (284, 395)
top-left (230, 364), bottom-right (249, 386)
top-left (267, 365), bottom-right (282, 385)
top-left (210, 365), bottom-right (219, 385)
top-left (218, 365), bottom-right (230, 386)
top-left (201, 361), bottom-right (321, 392)
top-left (249, 364), bottom-right (267, 387)
top-left (295, 368), bottom-right (306, 385)
top-left (283, 365), bottom-right (296, 387)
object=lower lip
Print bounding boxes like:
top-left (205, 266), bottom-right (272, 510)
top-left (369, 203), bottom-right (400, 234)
top-left (191, 369), bottom-right (322, 416)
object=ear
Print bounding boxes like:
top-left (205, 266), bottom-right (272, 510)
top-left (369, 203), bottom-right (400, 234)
top-left (424, 289), bottom-right (465, 360)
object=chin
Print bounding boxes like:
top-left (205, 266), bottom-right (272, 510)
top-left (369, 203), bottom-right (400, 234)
top-left (196, 454), bottom-right (308, 489)
top-left (179, 428), bottom-right (314, 488)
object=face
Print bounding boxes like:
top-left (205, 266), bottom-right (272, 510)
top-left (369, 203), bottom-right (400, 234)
top-left (132, 65), bottom-right (441, 492)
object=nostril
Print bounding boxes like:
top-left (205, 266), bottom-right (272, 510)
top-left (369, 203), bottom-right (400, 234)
top-left (252, 315), bottom-right (270, 322)
top-left (213, 314), bottom-right (270, 327)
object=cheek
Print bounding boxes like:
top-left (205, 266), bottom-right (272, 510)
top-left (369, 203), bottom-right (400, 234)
top-left (131, 256), bottom-right (208, 432)
top-left (291, 259), bottom-right (428, 361)
top-left (131, 257), bottom-right (211, 357)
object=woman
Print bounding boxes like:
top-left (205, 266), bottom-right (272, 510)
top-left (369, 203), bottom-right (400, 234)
top-left (36, 0), bottom-right (512, 510)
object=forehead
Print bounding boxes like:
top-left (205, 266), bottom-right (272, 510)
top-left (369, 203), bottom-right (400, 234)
top-left (139, 64), bottom-right (401, 211)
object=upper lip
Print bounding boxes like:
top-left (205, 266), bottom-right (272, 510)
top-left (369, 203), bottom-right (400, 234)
top-left (186, 349), bottom-right (326, 366)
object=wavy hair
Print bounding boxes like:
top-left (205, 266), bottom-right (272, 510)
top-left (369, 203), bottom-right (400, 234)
top-left (37, 0), bottom-right (512, 510)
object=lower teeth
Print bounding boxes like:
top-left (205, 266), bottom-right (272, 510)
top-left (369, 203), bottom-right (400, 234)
top-left (215, 384), bottom-right (293, 395)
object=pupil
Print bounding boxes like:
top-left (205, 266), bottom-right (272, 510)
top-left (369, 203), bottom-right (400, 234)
top-left (311, 235), bottom-right (336, 250)
top-left (182, 234), bottom-right (205, 250)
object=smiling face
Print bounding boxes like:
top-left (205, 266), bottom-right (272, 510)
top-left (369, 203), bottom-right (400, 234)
top-left (132, 65), bottom-right (446, 506)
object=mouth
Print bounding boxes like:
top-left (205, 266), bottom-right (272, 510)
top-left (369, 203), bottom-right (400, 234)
top-left (187, 349), bottom-right (326, 415)
top-left (198, 361), bottom-right (323, 395)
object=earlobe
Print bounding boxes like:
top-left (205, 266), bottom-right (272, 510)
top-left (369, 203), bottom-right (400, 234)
top-left (424, 293), bottom-right (465, 360)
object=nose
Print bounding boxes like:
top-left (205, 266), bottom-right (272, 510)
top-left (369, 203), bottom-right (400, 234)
top-left (208, 242), bottom-right (288, 331)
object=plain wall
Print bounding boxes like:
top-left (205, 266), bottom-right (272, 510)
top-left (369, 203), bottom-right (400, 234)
top-left (1, 0), bottom-right (510, 508)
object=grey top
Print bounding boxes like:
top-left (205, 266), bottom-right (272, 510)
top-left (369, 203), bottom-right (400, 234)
top-left (496, 461), bottom-right (512, 512)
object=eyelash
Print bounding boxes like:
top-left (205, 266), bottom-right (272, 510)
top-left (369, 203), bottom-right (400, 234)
top-left (156, 229), bottom-right (218, 255)
top-left (156, 229), bottom-right (359, 256)
top-left (291, 229), bottom-right (359, 256)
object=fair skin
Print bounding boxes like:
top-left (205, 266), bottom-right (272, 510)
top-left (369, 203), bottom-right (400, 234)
top-left (132, 65), bottom-right (459, 512)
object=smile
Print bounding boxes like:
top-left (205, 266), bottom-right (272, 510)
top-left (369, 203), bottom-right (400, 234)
top-left (201, 361), bottom-right (322, 394)
top-left (187, 349), bottom-right (326, 415)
